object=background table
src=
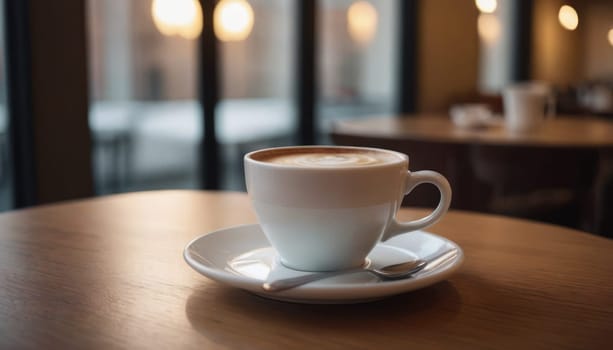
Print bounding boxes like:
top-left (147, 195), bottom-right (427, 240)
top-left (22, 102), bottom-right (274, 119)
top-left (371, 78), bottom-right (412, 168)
top-left (0, 191), bottom-right (611, 349)
top-left (331, 114), bottom-right (613, 147)
top-left (331, 115), bottom-right (613, 234)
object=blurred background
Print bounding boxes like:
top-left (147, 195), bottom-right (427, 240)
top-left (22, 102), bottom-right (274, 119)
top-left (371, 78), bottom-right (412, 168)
top-left (87, 0), bottom-right (400, 192)
top-left (0, 0), bottom-right (611, 233)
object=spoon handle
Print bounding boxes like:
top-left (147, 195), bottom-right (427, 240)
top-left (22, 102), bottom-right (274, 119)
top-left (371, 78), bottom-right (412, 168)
top-left (262, 267), bottom-right (363, 292)
top-left (262, 249), bottom-right (458, 292)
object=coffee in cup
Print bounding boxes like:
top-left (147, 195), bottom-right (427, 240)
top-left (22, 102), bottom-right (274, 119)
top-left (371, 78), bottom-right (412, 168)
top-left (244, 146), bottom-right (452, 272)
top-left (251, 147), bottom-right (398, 167)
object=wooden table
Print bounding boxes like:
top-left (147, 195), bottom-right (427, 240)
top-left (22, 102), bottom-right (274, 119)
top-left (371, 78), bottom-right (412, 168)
top-left (331, 115), bottom-right (613, 233)
top-left (0, 190), bottom-right (611, 349)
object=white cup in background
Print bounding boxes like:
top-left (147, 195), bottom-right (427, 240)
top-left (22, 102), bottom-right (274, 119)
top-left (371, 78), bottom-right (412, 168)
top-left (503, 83), bottom-right (552, 133)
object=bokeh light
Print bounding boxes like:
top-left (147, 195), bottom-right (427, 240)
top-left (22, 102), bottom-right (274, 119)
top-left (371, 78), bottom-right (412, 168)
top-left (347, 1), bottom-right (378, 46)
top-left (478, 13), bottom-right (501, 43)
top-left (475, 0), bottom-right (497, 14)
top-left (214, 0), bottom-right (254, 42)
top-left (558, 5), bottom-right (579, 31)
top-left (151, 0), bottom-right (203, 39)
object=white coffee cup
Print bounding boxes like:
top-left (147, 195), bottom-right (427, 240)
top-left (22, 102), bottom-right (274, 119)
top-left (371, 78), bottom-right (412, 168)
top-left (244, 146), bottom-right (452, 272)
top-left (503, 83), bottom-right (552, 133)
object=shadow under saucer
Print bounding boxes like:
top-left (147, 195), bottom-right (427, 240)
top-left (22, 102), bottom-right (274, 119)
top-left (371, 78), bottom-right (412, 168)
top-left (184, 280), bottom-right (462, 347)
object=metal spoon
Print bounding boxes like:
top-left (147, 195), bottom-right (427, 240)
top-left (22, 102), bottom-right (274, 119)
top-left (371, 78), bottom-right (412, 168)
top-left (262, 248), bottom-right (458, 292)
top-left (262, 259), bottom-right (427, 292)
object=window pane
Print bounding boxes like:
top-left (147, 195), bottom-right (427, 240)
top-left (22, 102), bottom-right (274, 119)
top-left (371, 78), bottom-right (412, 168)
top-left (318, 0), bottom-right (399, 143)
top-left (217, 0), bottom-right (297, 190)
top-left (88, 0), bottom-right (201, 194)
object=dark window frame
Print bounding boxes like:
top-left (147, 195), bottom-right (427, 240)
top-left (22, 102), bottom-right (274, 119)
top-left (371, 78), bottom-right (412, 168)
top-left (4, 0), bottom-right (93, 208)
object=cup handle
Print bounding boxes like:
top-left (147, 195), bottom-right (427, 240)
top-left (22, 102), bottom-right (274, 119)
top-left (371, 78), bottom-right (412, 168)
top-left (381, 170), bottom-right (452, 241)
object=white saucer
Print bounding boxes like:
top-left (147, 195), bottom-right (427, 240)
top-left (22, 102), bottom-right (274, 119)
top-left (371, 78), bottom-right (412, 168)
top-left (184, 224), bottom-right (464, 304)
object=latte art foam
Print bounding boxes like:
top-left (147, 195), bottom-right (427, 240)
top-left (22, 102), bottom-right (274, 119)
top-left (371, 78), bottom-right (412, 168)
top-left (255, 148), bottom-right (403, 168)
top-left (271, 153), bottom-right (384, 167)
